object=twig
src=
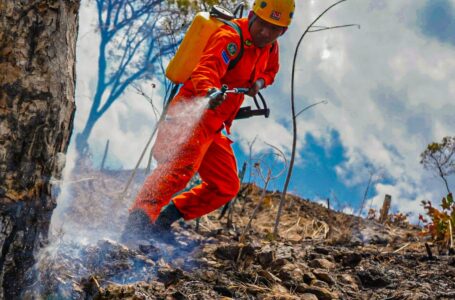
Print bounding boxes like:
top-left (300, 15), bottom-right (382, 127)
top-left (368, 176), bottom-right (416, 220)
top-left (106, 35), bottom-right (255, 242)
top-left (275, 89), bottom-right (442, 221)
top-left (425, 243), bottom-right (433, 260)
top-left (449, 220), bottom-right (454, 254)
top-left (284, 217), bottom-right (301, 234)
top-left (294, 100), bottom-right (328, 118)
top-left (90, 276), bottom-right (102, 294)
top-left (393, 242), bottom-right (410, 253)
top-left (50, 177), bottom-right (96, 184)
top-left (240, 169), bottom-right (271, 244)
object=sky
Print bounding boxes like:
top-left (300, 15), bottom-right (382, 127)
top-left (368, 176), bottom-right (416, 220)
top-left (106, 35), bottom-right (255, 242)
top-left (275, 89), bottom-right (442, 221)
top-left (69, 0), bottom-right (455, 222)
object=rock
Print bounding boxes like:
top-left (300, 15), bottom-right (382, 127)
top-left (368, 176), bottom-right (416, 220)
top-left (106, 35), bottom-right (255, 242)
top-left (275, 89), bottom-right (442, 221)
top-left (272, 258), bottom-right (289, 270)
top-left (338, 274), bottom-right (359, 290)
top-left (213, 285), bottom-right (235, 297)
top-left (303, 272), bottom-right (317, 284)
top-left (335, 252), bottom-right (362, 268)
top-left (214, 244), bottom-right (254, 261)
top-left (300, 293), bottom-right (319, 300)
top-left (257, 245), bottom-right (275, 267)
top-left (309, 258), bottom-right (336, 270)
top-left (303, 286), bottom-right (337, 300)
top-left (314, 246), bottom-right (331, 255)
top-left (271, 245), bottom-right (294, 270)
top-left (157, 267), bottom-right (184, 287)
top-left (312, 269), bottom-right (335, 285)
top-left (278, 263), bottom-right (304, 282)
top-left (357, 268), bottom-right (391, 288)
top-left (294, 283), bottom-right (310, 293)
top-left (312, 280), bottom-right (330, 289)
top-left (275, 245), bottom-right (294, 261)
top-left (214, 244), bottom-right (240, 260)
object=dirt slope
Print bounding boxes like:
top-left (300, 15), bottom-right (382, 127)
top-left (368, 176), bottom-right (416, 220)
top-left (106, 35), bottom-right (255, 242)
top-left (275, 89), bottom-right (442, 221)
top-left (24, 168), bottom-right (455, 299)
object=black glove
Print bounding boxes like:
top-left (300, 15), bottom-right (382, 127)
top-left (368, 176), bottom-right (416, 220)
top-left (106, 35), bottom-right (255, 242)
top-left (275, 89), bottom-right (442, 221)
top-left (207, 87), bottom-right (227, 109)
top-left (246, 78), bottom-right (265, 97)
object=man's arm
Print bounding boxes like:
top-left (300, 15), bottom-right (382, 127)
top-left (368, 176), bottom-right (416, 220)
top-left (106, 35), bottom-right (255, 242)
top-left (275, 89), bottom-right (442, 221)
top-left (246, 42), bottom-right (280, 97)
top-left (258, 42), bottom-right (280, 88)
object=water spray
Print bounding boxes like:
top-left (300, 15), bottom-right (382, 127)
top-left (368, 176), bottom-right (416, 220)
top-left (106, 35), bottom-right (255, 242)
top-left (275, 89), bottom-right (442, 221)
top-left (120, 84), bottom-right (251, 201)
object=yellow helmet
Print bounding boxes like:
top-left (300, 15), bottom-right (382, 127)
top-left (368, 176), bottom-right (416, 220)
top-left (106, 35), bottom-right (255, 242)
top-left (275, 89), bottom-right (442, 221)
top-left (252, 0), bottom-right (295, 27)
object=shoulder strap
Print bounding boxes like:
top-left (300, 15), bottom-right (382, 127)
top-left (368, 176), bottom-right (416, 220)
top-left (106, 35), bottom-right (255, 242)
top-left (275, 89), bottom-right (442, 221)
top-left (217, 19), bottom-right (244, 70)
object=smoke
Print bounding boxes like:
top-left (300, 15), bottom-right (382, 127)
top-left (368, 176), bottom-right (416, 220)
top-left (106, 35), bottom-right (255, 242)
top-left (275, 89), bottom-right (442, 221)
top-left (27, 98), bottom-right (210, 298)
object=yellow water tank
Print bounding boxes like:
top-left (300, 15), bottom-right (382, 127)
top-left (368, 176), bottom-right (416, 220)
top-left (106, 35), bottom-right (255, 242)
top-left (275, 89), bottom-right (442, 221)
top-left (165, 12), bottom-right (224, 84)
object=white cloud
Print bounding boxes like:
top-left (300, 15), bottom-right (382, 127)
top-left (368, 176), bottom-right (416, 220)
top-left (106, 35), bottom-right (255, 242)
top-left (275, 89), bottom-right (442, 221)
top-left (341, 206), bottom-right (355, 216)
top-left (256, 0), bottom-right (455, 213)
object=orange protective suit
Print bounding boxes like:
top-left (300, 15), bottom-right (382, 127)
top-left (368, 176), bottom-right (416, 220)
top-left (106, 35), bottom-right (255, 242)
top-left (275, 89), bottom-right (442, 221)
top-left (132, 18), bottom-right (280, 221)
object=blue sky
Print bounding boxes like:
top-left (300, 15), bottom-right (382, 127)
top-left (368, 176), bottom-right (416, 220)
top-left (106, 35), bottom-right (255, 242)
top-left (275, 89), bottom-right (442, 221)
top-left (418, 0), bottom-right (455, 46)
top-left (67, 0), bottom-right (455, 222)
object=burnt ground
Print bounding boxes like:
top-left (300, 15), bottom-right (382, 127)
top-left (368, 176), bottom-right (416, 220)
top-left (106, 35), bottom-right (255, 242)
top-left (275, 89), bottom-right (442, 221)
top-left (23, 168), bottom-right (455, 299)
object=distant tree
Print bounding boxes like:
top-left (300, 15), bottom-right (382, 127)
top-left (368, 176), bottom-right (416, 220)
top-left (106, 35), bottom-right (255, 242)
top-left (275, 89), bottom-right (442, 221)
top-left (0, 1), bottom-right (79, 298)
top-left (420, 136), bottom-right (455, 194)
top-left (75, 0), bottom-right (237, 155)
top-left (75, 0), bottom-right (183, 154)
top-left (358, 163), bottom-right (384, 217)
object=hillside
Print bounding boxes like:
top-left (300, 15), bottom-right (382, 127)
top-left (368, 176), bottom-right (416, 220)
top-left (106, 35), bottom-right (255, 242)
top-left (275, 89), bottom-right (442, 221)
top-left (24, 168), bottom-right (455, 299)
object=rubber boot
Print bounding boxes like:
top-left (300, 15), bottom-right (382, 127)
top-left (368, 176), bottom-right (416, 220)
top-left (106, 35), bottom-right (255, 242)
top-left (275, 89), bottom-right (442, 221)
top-left (120, 209), bottom-right (154, 245)
top-left (155, 201), bottom-right (183, 230)
top-left (151, 201), bottom-right (183, 244)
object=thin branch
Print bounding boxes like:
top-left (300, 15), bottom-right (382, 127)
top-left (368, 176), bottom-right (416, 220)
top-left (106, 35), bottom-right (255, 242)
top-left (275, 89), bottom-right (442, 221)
top-left (295, 100), bottom-right (328, 118)
top-left (308, 23), bottom-right (360, 33)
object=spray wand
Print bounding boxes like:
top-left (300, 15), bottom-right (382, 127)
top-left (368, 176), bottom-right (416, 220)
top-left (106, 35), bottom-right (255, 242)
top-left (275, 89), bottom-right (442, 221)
top-left (207, 84), bottom-right (269, 119)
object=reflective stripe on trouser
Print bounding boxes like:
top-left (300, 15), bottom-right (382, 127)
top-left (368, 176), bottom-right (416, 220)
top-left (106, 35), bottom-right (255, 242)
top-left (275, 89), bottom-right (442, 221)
top-left (131, 105), bottom-right (240, 222)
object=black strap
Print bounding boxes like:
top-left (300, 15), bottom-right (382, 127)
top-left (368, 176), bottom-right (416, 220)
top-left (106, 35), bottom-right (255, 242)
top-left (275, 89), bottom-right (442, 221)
top-left (165, 83), bottom-right (180, 107)
top-left (217, 19), bottom-right (244, 70)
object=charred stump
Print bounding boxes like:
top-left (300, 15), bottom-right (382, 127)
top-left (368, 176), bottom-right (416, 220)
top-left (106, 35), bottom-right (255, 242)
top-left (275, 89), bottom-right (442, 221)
top-left (0, 1), bottom-right (79, 298)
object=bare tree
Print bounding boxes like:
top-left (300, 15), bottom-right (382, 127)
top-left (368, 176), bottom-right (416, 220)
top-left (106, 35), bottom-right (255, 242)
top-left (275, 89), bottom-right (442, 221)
top-left (0, 1), bottom-right (79, 297)
top-left (75, 0), bottom-right (187, 154)
top-left (420, 136), bottom-right (455, 194)
top-left (274, 0), bottom-right (358, 238)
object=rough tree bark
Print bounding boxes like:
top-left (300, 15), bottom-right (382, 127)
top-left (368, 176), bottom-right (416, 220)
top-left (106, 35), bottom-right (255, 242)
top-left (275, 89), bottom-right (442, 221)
top-left (0, 1), bottom-right (79, 298)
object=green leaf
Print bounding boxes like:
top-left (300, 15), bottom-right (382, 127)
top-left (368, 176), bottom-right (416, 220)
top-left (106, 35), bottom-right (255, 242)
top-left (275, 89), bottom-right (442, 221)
top-left (447, 193), bottom-right (453, 205)
top-left (442, 197), bottom-right (450, 210)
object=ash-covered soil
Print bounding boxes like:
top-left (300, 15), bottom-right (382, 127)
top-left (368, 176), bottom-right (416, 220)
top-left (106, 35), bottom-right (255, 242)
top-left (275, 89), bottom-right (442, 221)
top-left (24, 168), bottom-right (455, 299)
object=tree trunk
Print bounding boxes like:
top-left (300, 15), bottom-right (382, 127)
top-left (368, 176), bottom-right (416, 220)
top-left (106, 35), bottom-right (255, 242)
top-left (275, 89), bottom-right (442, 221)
top-left (0, 1), bottom-right (79, 298)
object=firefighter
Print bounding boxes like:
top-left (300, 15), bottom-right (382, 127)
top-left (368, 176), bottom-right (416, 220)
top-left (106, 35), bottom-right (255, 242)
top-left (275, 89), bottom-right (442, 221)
top-left (122, 0), bottom-right (295, 244)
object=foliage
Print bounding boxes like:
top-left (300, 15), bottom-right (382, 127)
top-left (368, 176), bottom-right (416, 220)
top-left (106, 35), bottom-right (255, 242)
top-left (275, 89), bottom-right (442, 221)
top-left (387, 212), bottom-right (409, 228)
top-left (169, 0), bottom-right (238, 12)
top-left (367, 208), bottom-right (376, 220)
top-left (420, 193), bottom-right (454, 249)
top-left (366, 208), bottom-right (409, 227)
top-left (420, 136), bottom-right (455, 194)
